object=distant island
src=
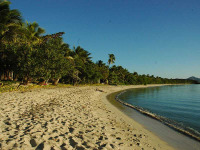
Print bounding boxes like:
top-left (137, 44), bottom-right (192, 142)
top-left (187, 76), bottom-right (200, 84)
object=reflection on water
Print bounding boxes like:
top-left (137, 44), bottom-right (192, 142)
top-left (118, 85), bottom-right (200, 138)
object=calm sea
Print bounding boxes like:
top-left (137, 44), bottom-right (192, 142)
top-left (118, 85), bottom-right (200, 139)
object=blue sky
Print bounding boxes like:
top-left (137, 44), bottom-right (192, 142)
top-left (10, 0), bottom-right (200, 78)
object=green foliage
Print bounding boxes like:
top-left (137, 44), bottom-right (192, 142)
top-left (108, 54), bottom-right (115, 66)
top-left (96, 60), bottom-right (109, 83)
top-left (0, 0), bottom-right (22, 42)
top-left (15, 44), bottom-right (37, 81)
top-left (36, 37), bottom-right (71, 80)
top-left (108, 71), bottom-right (119, 85)
top-left (0, 1), bottom-right (196, 86)
top-left (83, 62), bottom-right (102, 84)
top-left (124, 73), bottom-right (137, 85)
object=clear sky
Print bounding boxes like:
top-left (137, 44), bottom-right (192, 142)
top-left (10, 0), bottom-right (200, 79)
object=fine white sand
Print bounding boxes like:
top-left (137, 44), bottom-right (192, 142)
top-left (0, 85), bottom-right (174, 150)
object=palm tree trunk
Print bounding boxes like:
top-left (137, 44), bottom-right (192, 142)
top-left (52, 79), bottom-right (59, 85)
top-left (4, 71), bottom-right (8, 80)
top-left (38, 80), bottom-right (46, 85)
top-left (9, 71), bottom-right (13, 80)
top-left (1, 72), bottom-right (4, 80)
top-left (13, 74), bottom-right (18, 81)
top-left (23, 76), bottom-right (29, 85)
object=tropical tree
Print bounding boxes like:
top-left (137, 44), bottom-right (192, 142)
top-left (0, 0), bottom-right (22, 42)
top-left (125, 73), bottom-right (137, 85)
top-left (72, 46), bottom-right (92, 63)
top-left (82, 62), bottom-right (102, 84)
top-left (70, 46), bottom-right (92, 84)
top-left (96, 60), bottom-right (109, 83)
top-left (0, 0), bottom-right (22, 80)
top-left (15, 22), bottom-right (45, 84)
top-left (96, 60), bottom-right (104, 67)
top-left (35, 37), bottom-right (71, 85)
top-left (133, 72), bottom-right (138, 76)
top-left (108, 71), bottom-right (118, 85)
top-left (22, 21), bottom-right (45, 46)
top-left (108, 54), bottom-right (115, 66)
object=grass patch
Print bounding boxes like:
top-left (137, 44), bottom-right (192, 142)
top-left (0, 82), bottom-right (72, 93)
top-left (0, 81), bottom-right (109, 94)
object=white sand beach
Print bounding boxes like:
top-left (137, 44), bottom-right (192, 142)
top-left (0, 85), bottom-right (174, 150)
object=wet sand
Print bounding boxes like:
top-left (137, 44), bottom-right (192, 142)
top-left (107, 89), bottom-right (200, 150)
top-left (0, 85), bottom-right (174, 150)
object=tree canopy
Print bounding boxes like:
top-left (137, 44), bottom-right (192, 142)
top-left (0, 1), bottom-right (196, 85)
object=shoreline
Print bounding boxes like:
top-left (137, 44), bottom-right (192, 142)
top-left (0, 84), bottom-right (190, 150)
top-left (115, 90), bottom-right (200, 142)
top-left (101, 84), bottom-right (175, 150)
top-left (106, 85), bottom-right (200, 150)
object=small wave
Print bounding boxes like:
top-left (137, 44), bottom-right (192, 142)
top-left (115, 91), bottom-right (200, 142)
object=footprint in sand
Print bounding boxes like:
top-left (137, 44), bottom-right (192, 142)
top-left (35, 142), bottom-right (44, 150)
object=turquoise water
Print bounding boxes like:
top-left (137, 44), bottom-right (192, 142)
top-left (118, 85), bottom-right (200, 139)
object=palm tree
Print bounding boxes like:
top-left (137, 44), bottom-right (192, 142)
top-left (96, 60), bottom-right (104, 67)
top-left (0, 0), bottom-right (22, 80)
top-left (133, 72), bottom-right (138, 76)
top-left (0, 0), bottom-right (22, 43)
top-left (96, 60), bottom-right (109, 84)
top-left (22, 21), bottom-right (45, 46)
top-left (14, 22), bottom-right (45, 84)
top-left (108, 54), bottom-right (115, 66)
top-left (73, 46), bottom-right (92, 63)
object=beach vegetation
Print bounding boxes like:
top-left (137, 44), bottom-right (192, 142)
top-left (108, 54), bottom-right (115, 66)
top-left (0, 0), bottom-right (196, 90)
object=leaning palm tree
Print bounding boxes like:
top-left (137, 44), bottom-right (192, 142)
top-left (108, 54), bottom-right (115, 66)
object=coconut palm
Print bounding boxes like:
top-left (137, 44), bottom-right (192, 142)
top-left (0, 0), bottom-right (22, 43)
top-left (0, 0), bottom-right (22, 80)
top-left (96, 60), bottom-right (109, 84)
top-left (96, 60), bottom-right (104, 67)
top-left (108, 54), bottom-right (115, 66)
top-left (73, 46), bottom-right (92, 63)
top-left (13, 22), bottom-right (45, 84)
top-left (22, 21), bottom-right (45, 46)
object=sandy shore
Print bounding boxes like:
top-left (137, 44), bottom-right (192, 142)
top-left (0, 85), bottom-right (174, 150)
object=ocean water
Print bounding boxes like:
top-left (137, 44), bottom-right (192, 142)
top-left (118, 85), bottom-right (200, 139)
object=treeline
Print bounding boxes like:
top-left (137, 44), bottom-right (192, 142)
top-left (0, 0), bottom-right (195, 85)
